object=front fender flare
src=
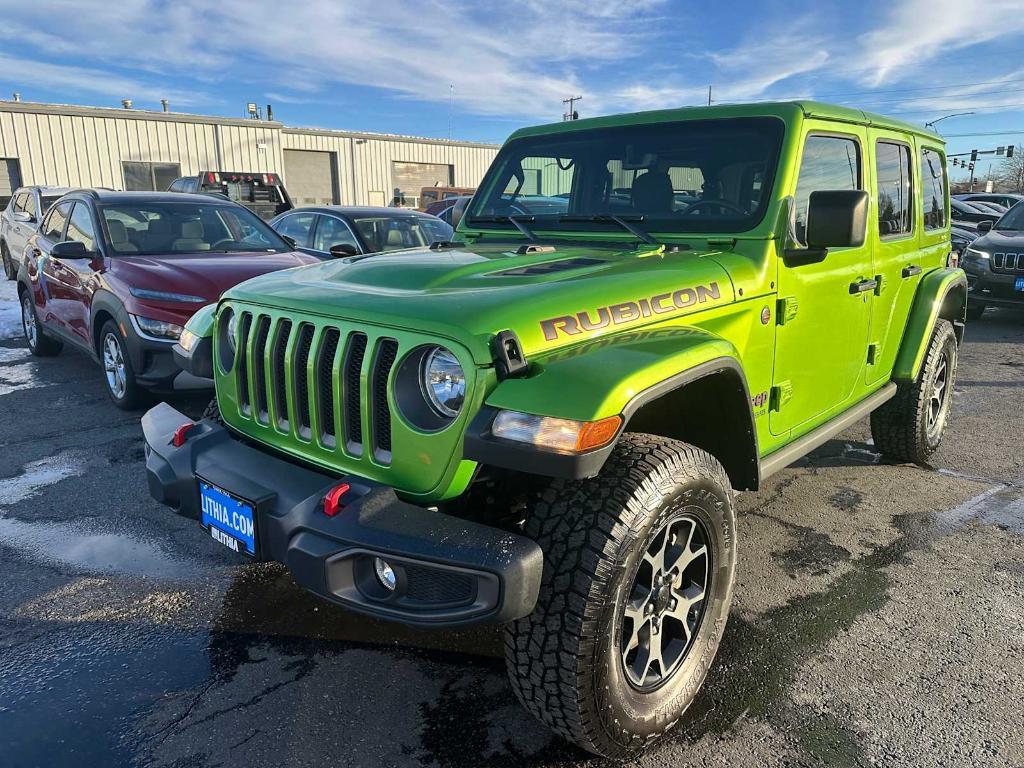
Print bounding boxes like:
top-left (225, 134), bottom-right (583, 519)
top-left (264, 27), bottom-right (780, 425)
top-left (892, 267), bottom-right (967, 383)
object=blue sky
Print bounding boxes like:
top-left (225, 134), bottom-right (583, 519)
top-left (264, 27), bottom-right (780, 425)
top-left (1, 0), bottom-right (1023, 183)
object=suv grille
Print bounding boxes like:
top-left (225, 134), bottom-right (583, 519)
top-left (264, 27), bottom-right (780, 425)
top-left (991, 252), bottom-right (1024, 273)
top-left (231, 311), bottom-right (400, 465)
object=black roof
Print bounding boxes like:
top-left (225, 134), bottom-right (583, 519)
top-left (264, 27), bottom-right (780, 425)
top-left (285, 205), bottom-right (435, 218)
top-left (65, 190), bottom-right (238, 205)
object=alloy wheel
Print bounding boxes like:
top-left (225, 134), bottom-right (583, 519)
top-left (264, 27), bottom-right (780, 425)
top-left (620, 512), bottom-right (712, 691)
top-left (20, 293), bottom-right (37, 349)
top-left (103, 332), bottom-right (128, 400)
top-left (927, 350), bottom-right (951, 438)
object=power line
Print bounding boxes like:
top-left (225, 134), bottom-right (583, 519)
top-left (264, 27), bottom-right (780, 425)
top-left (944, 129), bottom-right (1024, 137)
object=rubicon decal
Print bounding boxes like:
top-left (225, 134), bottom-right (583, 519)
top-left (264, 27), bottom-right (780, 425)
top-left (540, 282), bottom-right (722, 341)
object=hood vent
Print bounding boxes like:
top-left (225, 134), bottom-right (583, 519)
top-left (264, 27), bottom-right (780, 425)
top-left (492, 257), bottom-right (604, 277)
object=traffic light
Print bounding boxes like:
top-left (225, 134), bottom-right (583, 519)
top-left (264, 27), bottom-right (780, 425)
top-left (1008, 145), bottom-right (1015, 159)
top-left (970, 149), bottom-right (979, 162)
top-left (997, 146), bottom-right (1006, 156)
top-left (969, 162), bottom-right (975, 171)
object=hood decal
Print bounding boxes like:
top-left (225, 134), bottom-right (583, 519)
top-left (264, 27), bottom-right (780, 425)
top-left (540, 282), bottom-right (722, 341)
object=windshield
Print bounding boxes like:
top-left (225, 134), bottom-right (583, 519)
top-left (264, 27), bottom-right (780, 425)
top-left (100, 201), bottom-right (291, 255)
top-left (351, 215), bottom-right (454, 252)
top-left (466, 117), bottom-right (784, 235)
top-left (996, 202), bottom-right (1024, 231)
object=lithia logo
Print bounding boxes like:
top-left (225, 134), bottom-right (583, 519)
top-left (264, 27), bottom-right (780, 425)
top-left (540, 282), bottom-right (722, 341)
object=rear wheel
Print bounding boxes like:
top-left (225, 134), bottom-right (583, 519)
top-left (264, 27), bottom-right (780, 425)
top-left (871, 319), bottom-right (957, 463)
top-left (504, 434), bottom-right (736, 757)
top-left (2, 242), bottom-right (15, 281)
top-left (99, 320), bottom-right (144, 410)
top-left (20, 288), bottom-right (62, 356)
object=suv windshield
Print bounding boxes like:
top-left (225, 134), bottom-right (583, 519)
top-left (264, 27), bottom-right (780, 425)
top-left (996, 203), bottom-right (1024, 231)
top-left (100, 201), bottom-right (290, 255)
top-left (466, 117), bottom-right (784, 235)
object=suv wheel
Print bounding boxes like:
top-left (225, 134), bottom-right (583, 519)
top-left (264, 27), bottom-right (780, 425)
top-left (20, 288), bottom-right (62, 356)
top-left (871, 319), bottom-right (957, 463)
top-left (505, 433), bottom-right (736, 758)
top-left (2, 242), bottom-right (14, 281)
top-left (100, 320), bottom-right (143, 410)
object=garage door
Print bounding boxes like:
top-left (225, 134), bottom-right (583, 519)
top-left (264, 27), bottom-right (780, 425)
top-left (0, 158), bottom-right (23, 209)
top-left (284, 150), bottom-right (337, 205)
top-left (391, 162), bottom-right (452, 208)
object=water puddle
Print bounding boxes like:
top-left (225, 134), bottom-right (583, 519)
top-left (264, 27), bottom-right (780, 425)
top-left (0, 452), bottom-right (89, 506)
top-left (0, 362), bottom-right (44, 395)
top-left (0, 345), bottom-right (30, 363)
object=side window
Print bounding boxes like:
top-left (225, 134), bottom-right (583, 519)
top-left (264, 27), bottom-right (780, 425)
top-left (66, 203), bottom-right (97, 251)
top-left (42, 201), bottom-right (72, 241)
top-left (168, 179), bottom-right (183, 193)
top-left (12, 193), bottom-right (27, 213)
top-left (313, 216), bottom-right (359, 252)
top-left (274, 213), bottom-right (316, 248)
top-left (24, 194), bottom-right (38, 221)
top-left (876, 141), bottom-right (913, 237)
top-left (793, 135), bottom-right (861, 244)
top-left (920, 147), bottom-right (947, 230)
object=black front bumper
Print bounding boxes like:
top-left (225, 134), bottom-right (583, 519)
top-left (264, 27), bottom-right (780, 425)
top-left (142, 402), bottom-right (542, 627)
top-left (965, 262), bottom-right (1024, 309)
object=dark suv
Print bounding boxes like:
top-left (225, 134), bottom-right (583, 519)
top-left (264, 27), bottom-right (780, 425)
top-left (962, 203), bottom-right (1024, 319)
top-left (17, 190), bottom-right (317, 408)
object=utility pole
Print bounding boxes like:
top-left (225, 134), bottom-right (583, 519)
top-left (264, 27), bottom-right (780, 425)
top-left (708, 85), bottom-right (713, 106)
top-left (562, 95), bottom-right (582, 121)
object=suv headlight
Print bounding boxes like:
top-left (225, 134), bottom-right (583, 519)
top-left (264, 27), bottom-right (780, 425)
top-left (226, 310), bottom-right (239, 352)
top-left (132, 315), bottom-right (183, 340)
top-left (421, 347), bottom-right (465, 417)
top-left (965, 247), bottom-right (989, 260)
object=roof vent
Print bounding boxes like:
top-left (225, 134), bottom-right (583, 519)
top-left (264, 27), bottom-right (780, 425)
top-left (121, 99), bottom-right (133, 110)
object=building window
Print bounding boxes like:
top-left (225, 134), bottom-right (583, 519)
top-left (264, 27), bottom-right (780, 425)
top-left (875, 141), bottom-right (913, 237)
top-left (920, 147), bottom-right (947, 230)
top-left (123, 161), bottom-right (182, 192)
top-left (390, 162), bottom-right (453, 208)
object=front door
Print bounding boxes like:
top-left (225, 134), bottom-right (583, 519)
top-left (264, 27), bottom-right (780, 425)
top-left (56, 201), bottom-right (103, 347)
top-left (770, 126), bottom-right (873, 437)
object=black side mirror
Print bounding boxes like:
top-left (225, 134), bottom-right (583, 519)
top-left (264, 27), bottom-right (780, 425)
top-left (329, 243), bottom-right (358, 258)
top-left (50, 240), bottom-right (91, 259)
top-left (806, 190), bottom-right (869, 250)
top-left (280, 234), bottom-right (297, 249)
top-left (976, 220), bottom-right (993, 234)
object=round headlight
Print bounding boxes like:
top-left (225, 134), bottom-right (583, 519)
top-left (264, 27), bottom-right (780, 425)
top-left (421, 347), bottom-right (465, 418)
top-left (226, 310), bottom-right (239, 352)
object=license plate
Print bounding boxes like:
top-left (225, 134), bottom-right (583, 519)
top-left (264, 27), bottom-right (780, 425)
top-left (199, 479), bottom-right (256, 556)
top-left (1015, 276), bottom-right (1024, 292)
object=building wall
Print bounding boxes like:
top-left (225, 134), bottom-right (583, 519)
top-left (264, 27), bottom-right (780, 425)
top-left (0, 101), bottom-right (499, 202)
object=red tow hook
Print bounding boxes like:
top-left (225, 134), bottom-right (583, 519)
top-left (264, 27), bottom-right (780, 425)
top-left (323, 483), bottom-right (351, 517)
top-left (171, 422), bottom-right (196, 448)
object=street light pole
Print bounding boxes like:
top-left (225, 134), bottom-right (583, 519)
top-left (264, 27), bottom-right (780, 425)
top-left (924, 111), bottom-right (975, 131)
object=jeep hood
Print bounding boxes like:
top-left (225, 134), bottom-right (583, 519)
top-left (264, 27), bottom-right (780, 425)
top-left (223, 242), bottom-right (735, 364)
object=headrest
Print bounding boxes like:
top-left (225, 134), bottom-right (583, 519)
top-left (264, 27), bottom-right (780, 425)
top-left (107, 218), bottom-right (129, 243)
top-left (631, 170), bottom-right (674, 213)
top-left (386, 228), bottom-right (405, 246)
top-left (180, 219), bottom-right (204, 239)
top-left (147, 218), bottom-right (172, 235)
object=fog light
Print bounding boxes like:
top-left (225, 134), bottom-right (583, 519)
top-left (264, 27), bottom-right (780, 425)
top-left (374, 557), bottom-right (397, 591)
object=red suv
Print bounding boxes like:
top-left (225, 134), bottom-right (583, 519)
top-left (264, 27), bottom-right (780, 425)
top-left (16, 190), bottom-right (318, 408)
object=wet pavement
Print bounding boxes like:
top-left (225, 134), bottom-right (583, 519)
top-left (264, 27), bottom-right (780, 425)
top-left (0, 278), bottom-right (1022, 767)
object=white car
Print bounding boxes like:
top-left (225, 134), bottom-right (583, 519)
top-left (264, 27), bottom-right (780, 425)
top-left (1, 186), bottom-right (71, 279)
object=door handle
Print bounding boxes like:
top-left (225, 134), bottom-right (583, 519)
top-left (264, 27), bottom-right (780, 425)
top-left (849, 278), bottom-right (878, 294)
top-left (901, 265), bottom-right (922, 278)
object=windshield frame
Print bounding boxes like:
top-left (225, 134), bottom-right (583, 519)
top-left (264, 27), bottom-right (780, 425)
top-left (464, 115), bottom-right (786, 239)
top-left (98, 200), bottom-right (292, 256)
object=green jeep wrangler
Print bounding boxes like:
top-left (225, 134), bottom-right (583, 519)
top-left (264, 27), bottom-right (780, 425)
top-left (143, 101), bottom-right (966, 757)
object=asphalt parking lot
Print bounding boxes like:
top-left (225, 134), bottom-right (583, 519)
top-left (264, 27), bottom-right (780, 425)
top-left (0, 279), bottom-right (1021, 768)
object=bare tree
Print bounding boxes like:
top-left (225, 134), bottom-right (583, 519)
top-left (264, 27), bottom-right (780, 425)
top-left (997, 145), bottom-right (1024, 192)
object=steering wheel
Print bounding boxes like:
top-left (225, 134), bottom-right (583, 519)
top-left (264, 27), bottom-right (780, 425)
top-left (210, 238), bottom-right (235, 249)
top-left (682, 199), bottom-right (747, 216)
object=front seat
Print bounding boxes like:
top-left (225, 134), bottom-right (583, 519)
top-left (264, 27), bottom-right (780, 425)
top-left (172, 220), bottom-right (209, 251)
top-left (385, 228), bottom-right (406, 249)
top-left (106, 219), bottom-right (138, 253)
top-left (631, 170), bottom-right (674, 213)
top-left (144, 218), bottom-right (174, 252)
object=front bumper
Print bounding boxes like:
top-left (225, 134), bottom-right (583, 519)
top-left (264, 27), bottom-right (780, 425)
top-left (142, 402), bottom-right (543, 627)
top-left (964, 261), bottom-right (1024, 309)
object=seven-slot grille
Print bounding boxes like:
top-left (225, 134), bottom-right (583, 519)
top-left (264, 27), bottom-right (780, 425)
top-left (991, 252), bottom-right (1024, 273)
top-left (232, 311), bottom-right (399, 463)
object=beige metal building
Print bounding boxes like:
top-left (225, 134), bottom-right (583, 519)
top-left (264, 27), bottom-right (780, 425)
top-left (0, 100), bottom-right (500, 209)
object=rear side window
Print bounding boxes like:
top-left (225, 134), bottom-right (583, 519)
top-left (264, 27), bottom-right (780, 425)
top-left (876, 141), bottom-right (913, 237)
top-left (42, 201), bottom-right (72, 241)
top-left (313, 215), bottom-right (359, 252)
top-left (66, 203), bottom-right (97, 251)
top-left (274, 212), bottom-right (315, 248)
top-left (793, 135), bottom-right (861, 244)
top-left (920, 147), bottom-right (947, 230)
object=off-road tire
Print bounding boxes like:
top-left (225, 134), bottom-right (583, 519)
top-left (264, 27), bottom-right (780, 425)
top-left (871, 319), bottom-right (957, 464)
top-left (99, 320), bottom-right (144, 410)
top-left (2, 242), bottom-right (15, 281)
top-left (504, 433), bottom-right (737, 758)
top-left (965, 301), bottom-right (985, 322)
top-left (19, 286), bottom-right (62, 356)
top-left (202, 397), bottom-right (222, 423)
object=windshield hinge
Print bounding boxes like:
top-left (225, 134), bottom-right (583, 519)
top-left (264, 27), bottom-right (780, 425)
top-left (706, 238), bottom-right (737, 250)
top-left (429, 240), bottom-right (463, 250)
top-left (492, 330), bottom-right (528, 379)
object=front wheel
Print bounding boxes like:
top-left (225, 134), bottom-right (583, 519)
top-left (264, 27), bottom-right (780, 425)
top-left (871, 319), bottom-right (957, 463)
top-left (505, 434), bottom-right (737, 758)
top-left (99, 320), bottom-right (144, 410)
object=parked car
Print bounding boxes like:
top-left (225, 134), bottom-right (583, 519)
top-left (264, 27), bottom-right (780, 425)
top-left (269, 206), bottom-right (454, 259)
top-left (951, 198), bottom-right (1000, 226)
top-left (951, 224), bottom-right (977, 258)
top-left (16, 190), bottom-right (318, 408)
top-left (168, 171), bottom-right (292, 220)
top-left (955, 192), bottom-right (1024, 210)
top-left (1, 185), bottom-right (72, 279)
top-left (418, 185), bottom-right (474, 211)
top-left (145, 101), bottom-right (965, 757)
top-left (966, 200), bottom-right (1008, 215)
top-left (424, 195), bottom-right (472, 226)
top-left (961, 203), bottom-right (1024, 319)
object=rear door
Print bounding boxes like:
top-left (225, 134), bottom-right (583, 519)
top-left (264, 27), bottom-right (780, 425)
top-left (272, 211), bottom-right (317, 255)
top-left (34, 200), bottom-right (73, 333)
top-left (5, 192), bottom-right (32, 260)
top-left (771, 126), bottom-right (873, 436)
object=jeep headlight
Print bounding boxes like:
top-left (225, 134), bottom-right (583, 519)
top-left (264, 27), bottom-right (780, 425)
top-left (421, 347), bottom-right (465, 417)
top-left (965, 247), bottom-right (989, 260)
top-left (226, 310), bottom-right (239, 352)
top-left (218, 307), bottom-right (238, 371)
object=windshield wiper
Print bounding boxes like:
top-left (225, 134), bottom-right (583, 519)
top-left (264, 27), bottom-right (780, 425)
top-left (557, 214), bottom-right (659, 245)
top-left (469, 214), bottom-right (539, 242)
